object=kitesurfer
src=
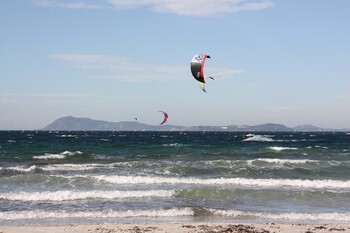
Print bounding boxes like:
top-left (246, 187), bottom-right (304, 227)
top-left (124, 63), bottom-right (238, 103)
top-left (242, 133), bottom-right (253, 140)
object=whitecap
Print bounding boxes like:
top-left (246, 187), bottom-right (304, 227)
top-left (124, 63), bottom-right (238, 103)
top-left (163, 143), bottom-right (183, 147)
top-left (33, 153), bottom-right (66, 160)
top-left (42, 163), bottom-right (110, 171)
top-left (248, 158), bottom-right (315, 165)
top-left (58, 135), bottom-right (77, 138)
top-left (33, 151), bottom-right (83, 160)
top-left (100, 139), bottom-right (111, 142)
top-left (0, 165), bottom-right (39, 173)
top-left (243, 135), bottom-right (274, 142)
top-left (315, 145), bottom-right (329, 149)
top-left (91, 175), bottom-right (350, 190)
top-left (0, 190), bottom-right (174, 201)
top-left (268, 146), bottom-right (298, 151)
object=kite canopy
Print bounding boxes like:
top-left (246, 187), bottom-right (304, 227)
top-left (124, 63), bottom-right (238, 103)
top-left (159, 111), bottom-right (168, 125)
top-left (190, 54), bottom-right (211, 83)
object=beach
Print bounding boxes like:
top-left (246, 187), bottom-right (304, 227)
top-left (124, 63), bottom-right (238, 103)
top-left (1, 223), bottom-right (350, 233)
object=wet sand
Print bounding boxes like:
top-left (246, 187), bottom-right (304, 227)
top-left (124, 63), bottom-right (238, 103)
top-left (1, 223), bottom-right (350, 233)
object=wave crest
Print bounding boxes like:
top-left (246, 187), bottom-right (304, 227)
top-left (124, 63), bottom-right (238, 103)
top-left (0, 190), bottom-right (174, 201)
top-left (33, 151), bottom-right (83, 160)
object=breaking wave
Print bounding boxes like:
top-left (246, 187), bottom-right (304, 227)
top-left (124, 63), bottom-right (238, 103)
top-left (0, 190), bottom-right (174, 201)
top-left (33, 151), bottom-right (83, 160)
top-left (247, 158), bottom-right (315, 164)
top-left (268, 146), bottom-right (298, 151)
top-left (243, 134), bottom-right (274, 142)
top-left (1, 208), bottom-right (349, 223)
top-left (90, 175), bottom-right (350, 190)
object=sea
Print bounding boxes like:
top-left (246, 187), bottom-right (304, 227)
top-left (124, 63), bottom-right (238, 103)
top-left (0, 131), bottom-right (350, 225)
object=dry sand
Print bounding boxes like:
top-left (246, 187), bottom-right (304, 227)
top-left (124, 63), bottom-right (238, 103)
top-left (1, 223), bottom-right (350, 233)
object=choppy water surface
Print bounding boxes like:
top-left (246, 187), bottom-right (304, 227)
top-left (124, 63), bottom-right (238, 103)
top-left (0, 131), bottom-right (349, 225)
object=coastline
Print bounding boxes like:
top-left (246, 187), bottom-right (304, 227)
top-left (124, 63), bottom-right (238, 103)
top-left (1, 223), bottom-right (350, 233)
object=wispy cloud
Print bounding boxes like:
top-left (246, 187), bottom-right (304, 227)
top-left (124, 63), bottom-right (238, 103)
top-left (1, 92), bottom-right (85, 98)
top-left (33, 0), bottom-right (274, 16)
top-left (32, 0), bottom-right (105, 9)
top-left (52, 53), bottom-right (242, 82)
top-left (108, 0), bottom-right (274, 16)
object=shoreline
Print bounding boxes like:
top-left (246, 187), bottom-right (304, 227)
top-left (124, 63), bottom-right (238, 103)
top-left (1, 223), bottom-right (350, 233)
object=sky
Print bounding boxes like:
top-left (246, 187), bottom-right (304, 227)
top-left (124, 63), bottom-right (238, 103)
top-left (1, 0), bottom-right (349, 130)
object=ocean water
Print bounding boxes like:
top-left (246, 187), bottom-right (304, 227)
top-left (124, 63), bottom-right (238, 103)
top-left (0, 131), bottom-right (350, 225)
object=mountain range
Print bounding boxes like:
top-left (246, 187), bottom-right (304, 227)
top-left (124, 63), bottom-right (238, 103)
top-left (42, 116), bottom-right (347, 132)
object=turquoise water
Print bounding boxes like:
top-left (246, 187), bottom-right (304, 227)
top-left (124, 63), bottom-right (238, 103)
top-left (0, 131), bottom-right (349, 225)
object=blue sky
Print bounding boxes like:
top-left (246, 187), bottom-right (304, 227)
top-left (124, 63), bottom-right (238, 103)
top-left (1, 0), bottom-right (349, 130)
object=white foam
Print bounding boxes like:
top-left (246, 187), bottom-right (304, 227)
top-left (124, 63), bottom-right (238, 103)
top-left (59, 135), bottom-right (77, 138)
top-left (100, 139), bottom-right (111, 141)
top-left (163, 143), bottom-right (183, 147)
top-left (0, 163), bottom-right (121, 173)
top-left (199, 158), bottom-right (316, 168)
top-left (243, 135), bottom-right (274, 142)
top-left (0, 190), bottom-right (174, 201)
top-left (42, 163), bottom-right (115, 171)
top-left (315, 145), bottom-right (329, 149)
top-left (33, 151), bottom-right (83, 160)
top-left (268, 147), bottom-right (298, 151)
top-left (209, 209), bottom-right (350, 222)
top-left (91, 175), bottom-right (350, 190)
top-left (0, 208), bottom-right (194, 220)
top-left (196, 158), bottom-right (319, 169)
top-left (248, 158), bottom-right (315, 165)
top-left (0, 165), bottom-right (39, 173)
top-left (61, 151), bottom-right (83, 156)
top-left (33, 153), bottom-right (66, 160)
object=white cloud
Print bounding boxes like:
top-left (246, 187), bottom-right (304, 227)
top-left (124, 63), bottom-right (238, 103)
top-left (32, 0), bottom-right (105, 9)
top-left (52, 54), bottom-right (187, 82)
top-left (52, 53), bottom-right (241, 82)
top-left (107, 0), bottom-right (274, 16)
top-left (33, 0), bottom-right (274, 16)
top-left (211, 69), bottom-right (244, 79)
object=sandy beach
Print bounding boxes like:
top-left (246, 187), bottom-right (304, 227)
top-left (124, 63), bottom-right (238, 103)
top-left (1, 223), bottom-right (350, 233)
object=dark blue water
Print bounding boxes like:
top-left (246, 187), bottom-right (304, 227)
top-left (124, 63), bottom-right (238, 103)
top-left (0, 131), bottom-right (349, 225)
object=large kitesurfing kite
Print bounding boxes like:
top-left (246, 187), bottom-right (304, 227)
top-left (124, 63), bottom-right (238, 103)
top-left (190, 54), bottom-right (214, 92)
top-left (159, 111), bottom-right (168, 125)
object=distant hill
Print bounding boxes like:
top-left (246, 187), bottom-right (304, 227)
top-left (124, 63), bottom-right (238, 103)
top-left (42, 116), bottom-right (345, 132)
top-left (249, 123), bottom-right (292, 132)
top-left (42, 116), bottom-right (182, 131)
top-left (292, 124), bottom-right (324, 132)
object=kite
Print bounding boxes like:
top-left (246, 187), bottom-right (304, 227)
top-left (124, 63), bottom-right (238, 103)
top-left (159, 111), bottom-right (168, 125)
top-left (191, 54), bottom-right (214, 92)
